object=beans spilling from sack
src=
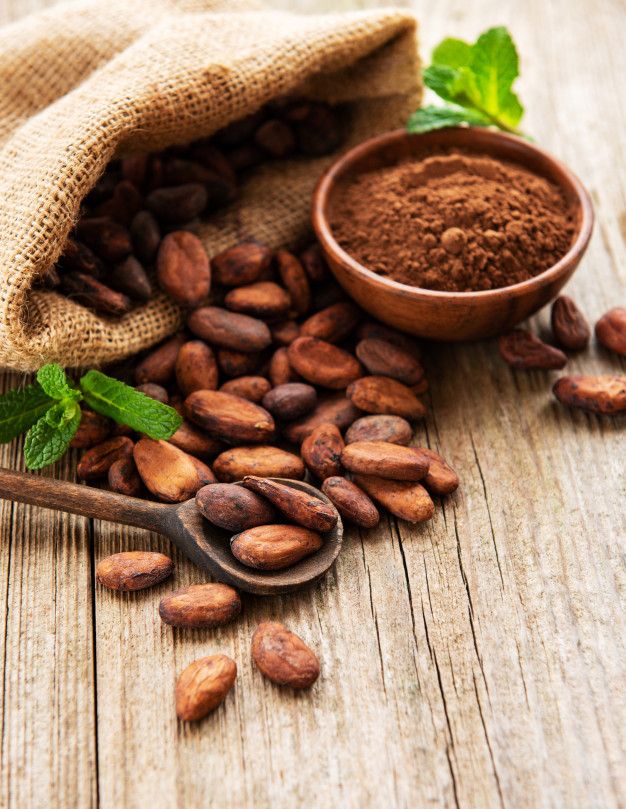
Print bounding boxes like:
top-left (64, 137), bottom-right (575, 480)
top-left (41, 98), bottom-right (345, 310)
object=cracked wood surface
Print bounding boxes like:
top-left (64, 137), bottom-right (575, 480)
top-left (1, 0), bottom-right (625, 807)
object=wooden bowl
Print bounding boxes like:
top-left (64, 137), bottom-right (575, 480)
top-left (312, 127), bottom-right (594, 341)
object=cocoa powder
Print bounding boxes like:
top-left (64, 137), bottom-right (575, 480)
top-left (330, 150), bottom-right (576, 292)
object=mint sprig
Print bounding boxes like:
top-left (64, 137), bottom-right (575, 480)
top-left (408, 26), bottom-right (526, 137)
top-left (0, 362), bottom-right (182, 470)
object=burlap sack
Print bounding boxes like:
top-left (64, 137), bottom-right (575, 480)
top-left (0, 0), bottom-right (420, 371)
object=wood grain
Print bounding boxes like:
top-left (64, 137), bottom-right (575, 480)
top-left (1, 1), bottom-right (625, 808)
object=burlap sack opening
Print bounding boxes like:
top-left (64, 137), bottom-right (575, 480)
top-left (0, 0), bottom-right (421, 372)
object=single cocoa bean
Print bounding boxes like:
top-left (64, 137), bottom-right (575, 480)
top-left (552, 375), bottom-right (626, 414)
top-left (107, 456), bottom-right (144, 497)
top-left (188, 454), bottom-right (216, 487)
top-left (271, 319), bottom-right (300, 345)
top-left (226, 143), bottom-right (264, 171)
top-left (290, 101), bottom-right (342, 156)
top-left (213, 446), bottom-right (305, 482)
top-left (355, 338), bottom-right (424, 385)
top-left (211, 241), bottom-right (272, 287)
top-left (353, 474), bottom-right (435, 523)
top-left (188, 306), bottom-right (271, 352)
top-left (157, 231), bottom-right (211, 307)
top-left (251, 622), bottom-right (320, 688)
top-left (231, 524), bottom-right (323, 570)
top-left (300, 302), bottom-right (360, 343)
top-left (169, 420), bottom-right (224, 459)
top-left (595, 307), bottom-right (626, 356)
top-left (175, 340), bottom-right (218, 395)
top-left (224, 281), bottom-right (291, 319)
top-left (70, 409), bottom-right (111, 449)
top-left (282, 393), bottom-right (360, 444)
top-left (77, 217), bottom-right (132, 261)
top-left (135, 383), bottom-right (169, 403)
top-left (414, 448), bottom-right (459, 496)
top-left (254, 119), bottom-right (296, 157)
top-left (97, 179), bottom-right (142, 225)
top-left (347, 376), bottom-right (426, 420)
top-left (59, 238), bottom-right (103, 277)
top-left (498, 329), bottom-right (567, 369)
top-left (357, 322), bottom-right (421, 359)
top-left (190, 142), bottom-right (237, 186)
top-left (288, 337), bottom-right (362, 389)
top-left (341, 441), bottom-right (429, 481)
top-left (77, 436), bottom-right (134, 480)
top-left (122, 154), bottom-right (149, 188)
top-left (146, 183), bottom-right (207, 223)
top-left (134, 334), bottom-right (186, 385)
top-left (216, 348), bottom-right (262, 378)
top-left (133, 438), bottom-right (207, 502)
top-left (220, 376), bottom-right (271, 403)
top-left (321, 476), bottom-right (379, 529)
top-left (175, 655), bottom-right (237, 721)
top-left (130, 210), bottom-right (161, 263)
top-left (299, 244), bottom-right (329, 283)
top-left (242, 477), bottom-right (338, 532)
top-left (196, 482), bottom-right (277, 531)
top-left (551, 296), bottom-right (590, 350)
top-left (60, 272), bottom-right (132, 316)
top-left (159, 583), bottom-right (241, 628)
top-left (269, 347), bottom-right (297, 386)
top-left (276, 250), bottom-right (311, 316)
top-left (109, 256), bottom-right (152, 301)
top-left (301, 423), bottom-right (344, 480)
top-left (96, 551), bottom-right (172, 591)
top-left (262, 382), bottom-right (317, 421)
top-left (345, 414), bottom-right (412, 446)
top-left (185, 390), bottom-right (275, 444)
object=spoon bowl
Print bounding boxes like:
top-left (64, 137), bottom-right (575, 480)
top-left (0, 469), bottom-right (343, 595)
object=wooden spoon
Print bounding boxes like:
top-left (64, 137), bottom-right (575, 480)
top-left (0, 469), bottom-right (343, 595)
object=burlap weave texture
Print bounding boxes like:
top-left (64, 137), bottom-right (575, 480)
top-left (0, 0), bottom-right (420, 371)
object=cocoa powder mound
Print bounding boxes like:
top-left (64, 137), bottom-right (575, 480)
top-left (330, 150), bottom-right (576, 292)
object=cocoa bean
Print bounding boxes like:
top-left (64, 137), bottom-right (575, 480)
top-left (130, 210), bottom-right (161, 263)
top-left (299, 243), bottom-right (329, 283)
top-left (188, 454), bottom-right (216, 487)
top-left (196, 482), bottom-right (277, 532)
top-left (231, 524), bottom-right (323, 570)
top-left (217, 348), bottom-right (262, 378)
top-left (242, 476), bottom-right (338, 532)
top-left (254, 119), bottom-right (296, 157)
top-left (76, 217), bottom-right (132, 261)
top-left (224, 281), bottom-right (291, 319)
top-left (347, 376), bottom-right (426, 420)
top-left (414, 448), bottom-right (459, 496)
top-left (133, 438), bottom-right (208, 502)
top-left (159, 583), bottom-right (241, 628)
top-left (109, 255), bottom-right (152, 301)
top-left (287, 337), bottom-right (362, 389)
top-left (121, 154), bottom-right (149, 188)
top-left (175, 340), bottom-right (218, 395)
top-left (262, 382), bottom-right (317, 421)
top-left (551, 296), bottom-right (590, 350)
top-left (213, 446), bottom-right (305, 482)
top-left (107, 456), bottom-right (144, 497)
top-left (301, 423), bottom-right (344, 480)
top-left (282, 393), bottom-right (360, 444)
top-left (219, 376), bottom-right (271, 403)
top-left (77, 436), bottom-right (134, 480)
top-left (185, 390), bottom-right (275, 444)
top-left (251, 622), bottom-right (320, 688)
top-left (97, 179), bottom-right (142, 224)
top-left (270, 319), bottom-right (300, 346)
top-left (190, 142), bottom-right (237, 186)
top-left (321, 476), bottom-right (379, 529)
top-left (157, 231), bottom-right (211, 307)
top-left (552, 375), bottom-right (626, 414)
top-left (60, 272), bottom-right (132, 316)
top-left (353, 475), bottom-right (434, 523)
top-left (355, 338), bottom-right (424, 385)
top-left (595, 307), bottom-right (626, 356)
top-left (357, 322), bottom-right (421, 359)
top-left (96, 551), bottom-right (173, 592)
top-left (59, 238), bottom-right (103, 277)
top-left (70, 409), bottom-right (111, 449)
top-left (146, 183), bottom-right (207, 223)
top-left (187, 306), bottom-right (271, 352)
top-left (498, 329), bottom-right (567, 369)
top-left (269, 347), bottom-right (297, 386)
top-left (175, 655), bottom-right (237, 721)
top-left (300, 302), bottom-right (360, 343)
top-left (290, 101), bottom-right (343, 156)
top-left (226, 143), bottom-right (264, 172)
top-left (212, 241), bottom-right (272, 287)
top-left (341, 441), bottom-right (429, 481)
top-left (345, 414), bottom-right (412, 446)
top-left (169, 420), bottom-right (224, 459)
top-left (276, 250), bottom-right (310, 316)
top-left (135, 383), bottom-right (169, 403)
top-left (215, 110), bottom-right (266, 146)
top-left (134, 334), bottom-right (186, 385)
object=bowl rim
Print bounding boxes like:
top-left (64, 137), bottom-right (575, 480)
top-left (312, 127), bottom-right (595, 302)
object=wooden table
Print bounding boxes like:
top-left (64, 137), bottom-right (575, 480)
top-left (1, 1), bottom-right (624, 807)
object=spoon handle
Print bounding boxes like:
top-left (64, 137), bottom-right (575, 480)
top-left (0, 467), bottom-right (172, 534)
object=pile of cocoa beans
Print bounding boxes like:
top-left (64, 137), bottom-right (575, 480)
top-left (499, 297), bottom-right (626, 415)
top-left (42, 98), bottom-right (344, 311)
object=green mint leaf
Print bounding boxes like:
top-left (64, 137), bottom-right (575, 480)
top-left (36, 364), bottom-right (81, 402)
top-left (23, 400), bottom-right (82, 470)
top-left (79, 370), bottom-right (182, 440)
top-left (0, 383), bottom-right (55, 443)
top-left (432, 37), bottom-right (473, 69)
top-left (469, 26), bottom-right (523, 129)
top-left (407, 105), bottom-right (491, 134)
